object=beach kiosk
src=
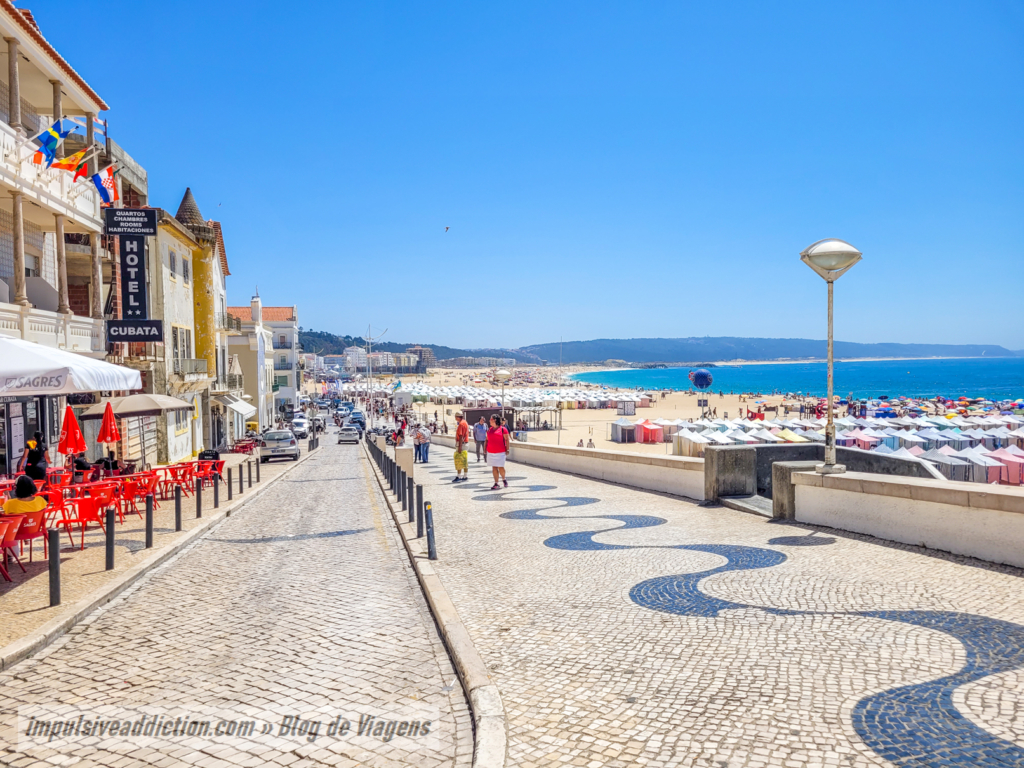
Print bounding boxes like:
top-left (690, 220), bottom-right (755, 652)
top-left (610, 418), bottom-right (636, 443)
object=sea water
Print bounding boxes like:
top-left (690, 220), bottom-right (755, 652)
top-left (570, 357), bottom-right (1024, 400)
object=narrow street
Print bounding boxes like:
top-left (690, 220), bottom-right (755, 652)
top-left (0, 443), bottom-right (472, 768)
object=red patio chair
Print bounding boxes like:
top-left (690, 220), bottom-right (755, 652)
top-left (0, 520), bottom-right (11, 581)
top-left (13, 507), bottom-right (48, 563)
top-left (58, 496), bottom-right (111, 550)
top-left (138, 472), bottom-right (161, 508)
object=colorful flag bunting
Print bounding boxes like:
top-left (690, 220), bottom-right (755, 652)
top-left (31, 120), bottom-right (71, 167)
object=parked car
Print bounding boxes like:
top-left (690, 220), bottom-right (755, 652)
top-left (337, 427), bottom-right (360, 444)
top-left (349, 411), bottom-right (366, 428)
top-left (261, 430), bottom-right (300, 462)
top-left (291, 418), bottom-right (309, 438)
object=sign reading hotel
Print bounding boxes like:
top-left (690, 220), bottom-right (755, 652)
top-left (104, 208), bottom-right (157, 236)
top-left (118, 234), bottom-right (149, 319)
top-left (104, 207), bottom-right (158, 337)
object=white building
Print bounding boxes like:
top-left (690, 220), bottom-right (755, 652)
top-left (228, 297), bottom-right (275, 430)
top-left (260, 306), bottom-right (299, 416)
top-left (344, 346), bottom-right (367, 370)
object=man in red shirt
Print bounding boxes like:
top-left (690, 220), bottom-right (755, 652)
top-left (453, 412), bottom-right (469, 483)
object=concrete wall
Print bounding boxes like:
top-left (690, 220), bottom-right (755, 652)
top-left (707, 443), bottom-right (942, 499)
top-left (432, 434), bottom-right (705, 501)
top-left (791, 470), bottom-right (1024, 568)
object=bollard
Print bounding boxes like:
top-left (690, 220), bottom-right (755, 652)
top-left (48, 528), bottom-right (60, 606)
top-left (400, 470), bottom-right (407, 511)
top-left (175, 485), bottom-right (182, 531)
top-left (416, 485), bottom-right (424, 538)
top-left (105, 507), bottom-right (115, 570)
top-left (214, 475), bottom-right (220, 508)
top-left (239, 464), bottom-right (244, 495)
top-left (227, 468), bottom-right (233, 501)
top-left (145, 494), bottom-right (154, 548)
top-left (256, 460), bottom-right (261, 483)
top-left (248, 461), bottom-right (252, 489)
top-left (407, 477), bottom-right (414, 523)
top-left (196, 478), bottom-right (203, 518)
top-left (425, 502), bottom-right (437, 560)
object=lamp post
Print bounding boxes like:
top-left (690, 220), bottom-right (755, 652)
top-left (800, 238), bottom-right (862, 474)
top-left (494, 369), bottom-right (511, 427)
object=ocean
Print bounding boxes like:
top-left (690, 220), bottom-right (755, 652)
top-left (569, 357), bottom-right (1024, 400)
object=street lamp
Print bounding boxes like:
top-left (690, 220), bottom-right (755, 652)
top-left (494, 369), bottom-right (511, 428)
top-left (800, 238), bottom-right (862, 474)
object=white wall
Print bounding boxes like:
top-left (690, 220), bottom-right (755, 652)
top-left (792, 471), bottom-right (1024, 569)
top-left (432, 434), bottom-right (705, 501)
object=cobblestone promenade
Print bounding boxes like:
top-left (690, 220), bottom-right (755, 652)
top-left (0, 443), bottom-right (472, 768)
top-left (418, 448), bottom-right (1024, 768)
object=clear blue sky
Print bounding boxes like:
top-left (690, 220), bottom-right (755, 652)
top-left (31, 0), bottom-right (1024, 350)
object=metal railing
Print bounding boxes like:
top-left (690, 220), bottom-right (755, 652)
top-left (212, 373), bottom-right (244, 392)
top-left (272, 340), bottom-right (292, 349)
top-left (173, 358), bottom-right (208, 375)
top-left (272, 383), bottom-right (280, 392)
top-left (217, 312), bottom-right (242, 332)
top-left (273, 361), bottom-right (293, 371)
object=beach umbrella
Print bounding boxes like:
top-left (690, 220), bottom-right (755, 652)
top-left (96, 401), bottom-right (121, 444)
top-left (57, 405), bottom-right (88, 456)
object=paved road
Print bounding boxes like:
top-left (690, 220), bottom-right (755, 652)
top-left (419, 447), bottom-right (1024, 768)
top-left (0, 442), bottom-right (472, 768)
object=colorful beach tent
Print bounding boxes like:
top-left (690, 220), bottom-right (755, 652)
top-left (918, 449), bottom-right (970, 482)
top-left (610, 418), bottom-right (636, 443)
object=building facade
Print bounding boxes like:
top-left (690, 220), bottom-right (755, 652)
top-left (262, 306), bottom-right (299, 418)
top-left (228, 297), bottom-right (275, 430)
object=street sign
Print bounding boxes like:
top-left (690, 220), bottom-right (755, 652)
top-left (104, 208), bottom-right (157, 236)
top-left (107, 319), bottom-right (163, 343)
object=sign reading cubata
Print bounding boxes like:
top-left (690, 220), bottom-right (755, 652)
top-left (106, 319), bottom-right (163, 343)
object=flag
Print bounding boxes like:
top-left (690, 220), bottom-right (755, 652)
top-left (31, 120), bottom-right (71, 167)
top-left (51, 147), bottom-right (89, 180)
top-left (92, 165), bottom-right (119, 204)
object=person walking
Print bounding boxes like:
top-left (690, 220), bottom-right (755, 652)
top-left (418, 423), bottom-right (432, 463)
top-left (18, 431), bottom-right (51, 482)
top-left (473, 417), bottom-right (488, 462)
top-left (413, 423), bottom-right (423, 463)
top-left (486, 414), bottom-right (510, 490)
top-left (452, 412), bottom-right (469, 482)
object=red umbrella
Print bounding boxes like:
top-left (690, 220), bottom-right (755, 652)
top-left (96, 401), bottom-right (121, 444)
top-left (58, 404), bottom-right (88, 455)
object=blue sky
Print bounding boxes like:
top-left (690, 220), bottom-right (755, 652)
top-left (31, 0), bottom-right (1024, 350)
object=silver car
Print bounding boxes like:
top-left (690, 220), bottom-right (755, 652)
top-left (337, 427), bottom-right (360, 444)
top-left (261, 430), bottom-right (300, 462)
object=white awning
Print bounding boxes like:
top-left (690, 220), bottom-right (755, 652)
top-left (0, 337), bottom-right (141, 395)
top-left (214, 395), bottom-right (257, 419)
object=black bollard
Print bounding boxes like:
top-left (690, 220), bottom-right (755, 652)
top-left (48, 528), bottom-right (60, 606)
top-left (239, 464), bottom-right (244, 495)
top-left (425, 502), bottom-right (437, 560)
top-left (416, 485), bottom-right (424, 538)
top-left (248, 461), bottom-right (252, 489)
top-left (227, 468), bottom-right (233, 500)
top-left (145, 494), bottom-right (154, 548)
top-left (105, 507), bottom-right (115, 570)
top-left (400, 470), bottom-right (407, 511)
top-left (256, 460), bottom-right (260, 483)
top-left (214, 475), bottom-right (220, 508)
top-left (175, 485), bottom-right (182, 531)
top-left (196, 478), bottom-right (203, 518)
top-left (407, 477), bottom-right (414, 523)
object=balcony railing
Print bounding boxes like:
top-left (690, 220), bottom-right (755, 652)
top-left (272, 340), bottom-right (292, 349)
top-left (272, 383), bottom-right (280, 392)
top-left (173, 358), bottom-right (208, 375)
top-left (212, 373), bottom-right (244, 392)
top-left (217, 312), bottom-right (242, 332)
top-left (273, 361), bottom-right (293, 371)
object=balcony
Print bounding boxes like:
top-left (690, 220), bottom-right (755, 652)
top-left (273, 361), bottom-right (293, 371)
top-left (272, 383), bottom-right (280, 392)
top-left (217, 312), bottom-right (242, 333)
top-left (272, 340), bottom-right (293, 349)
top-left (0, 302), bottom-right (105, 356)
top-left (211, 373), bottom-right (243, 393)
top-left (172, 358), bottom-right (208, 382)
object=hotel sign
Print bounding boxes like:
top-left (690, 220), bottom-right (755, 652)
top-left (104, 208), bottom-right (157, 236)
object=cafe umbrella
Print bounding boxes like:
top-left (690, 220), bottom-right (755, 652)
top-left (79, 393), bottom-right (195, 420)
top-left (57, 405), bottom-right (88, 456)
top-left (0, 337), bottom-right (141, 395)
top-left (96, 401), bottom-right (122, 444)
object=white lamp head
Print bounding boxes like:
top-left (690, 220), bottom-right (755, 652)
top-left (494, 369), bottom-right (511, 383)
top-left (800, 238), bottom-right (862, 282)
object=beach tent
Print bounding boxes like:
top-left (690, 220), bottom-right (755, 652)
top-left (898, 432), bottom-right (928, 450)
top-left (752, 428), bottom-right (783, 442)
top-left (889, 447), bottom-right (922, 461)
top-left (1005, 445), bottom-right (1024, 458)
top-left (987, 449), bottom-right (1024, 485)
top-left (801, 430), bottom-right (826, 443)
top-left (634, 420), bottom-right (663, 444)
top-left (835, 430), bottom-right (857, 448)
top-left (952, 448), bottom-right (1004, 484)
top-left (775, 428), bottom-right (809, 443)
top-left (610, 418), bottom-right (636, 443)
top-left (874, 445), bottom-right (895, 455)
top-left (907, 446), bottom-right (926, 457)
top-left (918, 449), bottom-right (970, 482)
top-left (674, 429), bottom-right (710, 458)
top-left (704, 431), bottom-right (735, 445)
top-left (725, 429), bottom-right (758, 444)
top-left (654, 418), bottom-right (678, 441)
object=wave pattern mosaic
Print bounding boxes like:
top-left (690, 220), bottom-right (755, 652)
top-left (476, 484), bottom-right (1024, 767)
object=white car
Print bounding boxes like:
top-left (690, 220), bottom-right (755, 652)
top-left (261, 430), bottom-right (300, 462)
top-left (337, 427), bottom-right (360, 444)
top-left (291, 418), bottom-right (309, 438)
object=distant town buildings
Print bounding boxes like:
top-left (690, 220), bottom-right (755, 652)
top-left (439, 356), bottom-right (517, 368)
top-left (406, 346), bottom-right (436, 370)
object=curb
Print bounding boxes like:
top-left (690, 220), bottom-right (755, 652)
top-left (362, 441), bottom-right (507, 768)
top-left (0, 446), bottom-right (322, 672)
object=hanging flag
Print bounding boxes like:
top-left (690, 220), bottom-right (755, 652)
top-left (51, 147), bottom-right (90, 180)
top-left (31, 120), bottom-right (71, 167)
top-left (92, 165), bottom-right (119, 205)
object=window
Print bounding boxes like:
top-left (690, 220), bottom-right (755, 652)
top-left (173, 409), bottom-right (190, 434)
top-left (275, 375), bottom-right (288, 387)
top-left (169, 249), bottom-right (177, 277)
top-left (182, 258), bottom-right (190, 283)
top-left (172, 327), bottom-right (180, 360)
top-left (279, 355), bottom-right (286, 365)
top-left (185, 329), bottom-right (192, 359)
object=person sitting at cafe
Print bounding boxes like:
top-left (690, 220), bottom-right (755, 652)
top-left (3, 475), bottom-right (47, 517)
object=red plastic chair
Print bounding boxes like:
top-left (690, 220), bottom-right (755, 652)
top-left (0, 519), bottom-right (13, 581)
top-left (138, 472), bottom-right (161, 508)
top-left (59, 496), bottom-right (110, 550)
top-left (12, 507), bottom-right (48, 563)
